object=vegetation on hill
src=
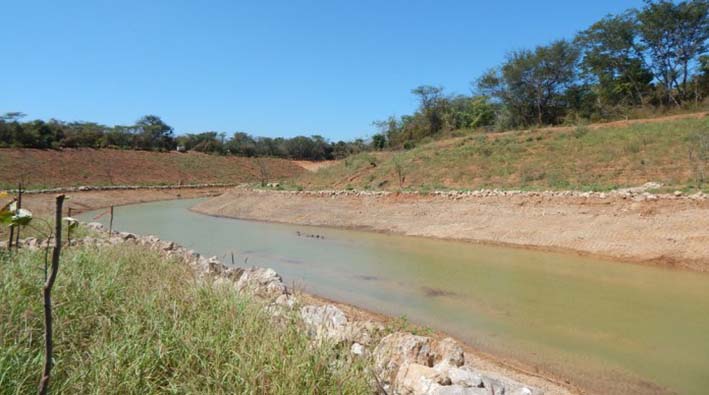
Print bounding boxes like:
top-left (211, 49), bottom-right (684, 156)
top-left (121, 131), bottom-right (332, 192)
top-left (0, 245), bottom-right (371, 394)
top-left (4, 1), bottom-right (707, 160)
top-left (373, 0), bottom-right (709, 149)
top-left (0, 148), bottom-right (304, 189)
top-left (296, 115), bottom-right (709, 192)
top-left (0, 113), bottom-right (373, 161)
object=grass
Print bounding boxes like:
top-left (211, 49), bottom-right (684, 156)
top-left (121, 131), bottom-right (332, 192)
top-left (298, 116), bottom-right (709, 192)
top-left (0, 244), bottom-right (371, 394)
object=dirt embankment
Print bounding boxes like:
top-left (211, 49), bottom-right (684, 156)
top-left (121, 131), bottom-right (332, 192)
top-left (193, 188), bottom-right (709, 272)
top-left (0, 148), bottom-right (305, 189)
top-left (2, 187), bottom-right (226, 221)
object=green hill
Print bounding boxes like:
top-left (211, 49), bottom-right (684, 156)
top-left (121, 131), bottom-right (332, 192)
top-left (297, 114), bottom-right (709, 192)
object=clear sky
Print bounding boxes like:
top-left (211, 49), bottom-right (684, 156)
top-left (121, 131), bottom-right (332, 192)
top-left (1, 0), bottom-right (644, 140)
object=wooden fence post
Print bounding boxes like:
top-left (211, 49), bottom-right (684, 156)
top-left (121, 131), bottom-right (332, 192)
top-left (37, 194), bottom-right (64, 395)
top-left (66, 208), bottom-right (73, 246)
top-left (14, 182), bottom-right (23, 250)
top-left (109, 206), bottom-right (114, 234)
top-left (7, 225), bottom-right (14, 250)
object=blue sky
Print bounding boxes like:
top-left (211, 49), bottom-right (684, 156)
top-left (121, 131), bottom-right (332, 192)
top-left (1, 0), bottom-right (644, 140)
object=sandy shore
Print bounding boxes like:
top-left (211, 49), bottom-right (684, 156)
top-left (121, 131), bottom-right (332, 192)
top-left (193, 188), bottom-right (709, 272)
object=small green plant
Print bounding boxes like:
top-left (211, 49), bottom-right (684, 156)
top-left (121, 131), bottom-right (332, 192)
top-left (392, 154), bottom-right (406, 190)
top-left (573, 125), bottom-right (589, 139)
top-left (688, 130), bottom-right (709, 188)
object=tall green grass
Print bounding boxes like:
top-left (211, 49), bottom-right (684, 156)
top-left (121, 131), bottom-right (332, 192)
top-left (0, 245), bottom-right (371, 394)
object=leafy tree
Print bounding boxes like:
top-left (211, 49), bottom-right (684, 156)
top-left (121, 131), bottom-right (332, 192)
top-left (479, 40), bottom-right (581, 126)
top-left (637, 0), bottom-right (709, 105)
top-left (449, 95), bottom-right (496, 129)
top-left (411, 85), bottom-right (449, 137)
top-left (576, 11), bottom-right (654, 110)
top-left (135, 115), bottom-right (175, 151)
top-left (371, 133), bottom-right (387, 150)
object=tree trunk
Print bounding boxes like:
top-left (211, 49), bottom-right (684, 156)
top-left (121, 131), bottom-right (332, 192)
top-left (38, 195), bottom-right (64, 395)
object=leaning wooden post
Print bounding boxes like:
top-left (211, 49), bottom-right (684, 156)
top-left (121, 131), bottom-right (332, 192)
top-left (109, 206), bottom-right (114, 234)
top-left (7, 224), bottom-right (14, 250)
top-left (15, 182), bottom-right (23, 250)
top-left (38, 194), bottom-right (64, 395)
top-left (66, 208), bottom-right (73, 246)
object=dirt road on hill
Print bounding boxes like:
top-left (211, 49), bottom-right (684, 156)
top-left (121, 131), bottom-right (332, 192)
top-left (193, 188), bottom-right (709, 272)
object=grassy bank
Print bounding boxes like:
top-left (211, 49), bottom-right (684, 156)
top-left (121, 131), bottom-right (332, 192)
top-left (0, 245), bottom-right (370, 394)
top-left (297, 116), bottom-right (709, 192)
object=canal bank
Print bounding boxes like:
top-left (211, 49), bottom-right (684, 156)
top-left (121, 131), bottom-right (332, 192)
top-left (193, 187), bottom-right (709, 272)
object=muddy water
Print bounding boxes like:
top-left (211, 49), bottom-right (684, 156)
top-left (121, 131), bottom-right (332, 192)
top-left (80, 199), bottom-right (709, 395)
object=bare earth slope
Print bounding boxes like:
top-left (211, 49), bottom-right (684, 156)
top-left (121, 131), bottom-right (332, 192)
top-left (194, 188), bottom-right (709, 272)
top-left (0, 148), bottom-right (305, 189)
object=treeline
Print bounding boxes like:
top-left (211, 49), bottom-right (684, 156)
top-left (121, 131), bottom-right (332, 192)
top-left (376, 0), bottom-right (709, 148)
top-left (0, 113), bottom-right (372, 160)
top-left (176, 132), bottom-right (370, 160)
top-left (0, 114), bottom-right (177, 151)
top-left (3, 1), bottom-right (708, 157)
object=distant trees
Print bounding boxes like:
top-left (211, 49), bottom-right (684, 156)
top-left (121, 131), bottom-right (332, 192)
top-left (2, 1), bottom-right (707, 158)
top-left (0, 112), bottom-right (378, 161)
top-left (374, 89), bottom-right (497, 149)
top-left (377, 0), bottom-right (709, 147)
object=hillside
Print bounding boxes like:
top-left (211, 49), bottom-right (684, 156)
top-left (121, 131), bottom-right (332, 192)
top-left (296, 114), bottom-right (709, 192)
top-left (0, 148), bottom-right (305, 189)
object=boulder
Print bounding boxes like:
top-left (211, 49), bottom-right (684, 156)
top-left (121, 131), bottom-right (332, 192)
top-left (432, 337), bottom-right (465, 368)
top-left (395, 362), bottom-right (450, 395)
top-left (159, 240), bottom-right (175, 251)
top-left (274, 293), bottom-right (297, 308)
top-left (445, 367), bottom-right (483, 388)
top-left (86, 222), bottom-right (105, 231)
top-left (235, 267), bottom-right (287, 299)
top-left (373, 333), bottom-right (436, 389)
top-left (300, 304), bottom-right (348, 342)
top-left (429, 385), bottom-right (488, 395)
top-left (345, 320), bottom-right (385, 346)
top-left (118, 232), bottom-right (136, 240)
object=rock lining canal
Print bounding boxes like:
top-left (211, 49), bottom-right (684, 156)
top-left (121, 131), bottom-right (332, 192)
top-left (80, 198), bottom-right (709, 395)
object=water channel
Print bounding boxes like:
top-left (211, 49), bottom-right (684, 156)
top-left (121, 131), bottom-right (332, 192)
top-left (80, 198), bottom-right (709, 395)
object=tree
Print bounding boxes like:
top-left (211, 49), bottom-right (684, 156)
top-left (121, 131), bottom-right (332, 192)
top-left (478, 40), bottom-right (581, 126)
top-left (576, 12), bottom-right (654, 109)
top-left (637, 0), bottom-right (709, 105)
top-left (449, 95), bottom-right (496, 129)
top-left (135, 115), bottom-right (175, 151)
top-left (411, 85), bottom-right (449, 137)
top-left (371, 133), bottom-right (387, 150)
